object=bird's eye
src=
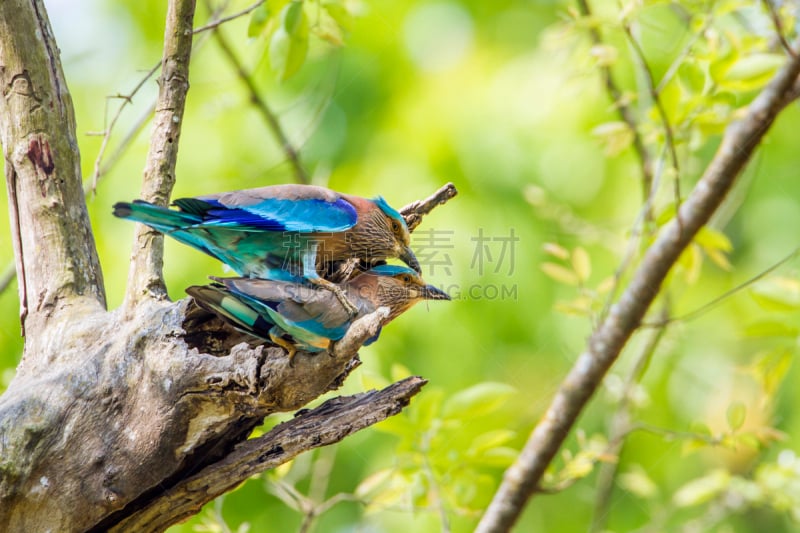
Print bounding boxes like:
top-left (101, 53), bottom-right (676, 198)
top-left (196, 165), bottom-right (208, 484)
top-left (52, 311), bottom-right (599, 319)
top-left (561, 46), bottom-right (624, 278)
top-left (402, 274), bottom-right (411, 282)
top-left (392, 220), bottom-right (401, 233)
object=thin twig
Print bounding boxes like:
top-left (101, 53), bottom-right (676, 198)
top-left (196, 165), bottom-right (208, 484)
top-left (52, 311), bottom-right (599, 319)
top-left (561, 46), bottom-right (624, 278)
top-left (655, 12), bottom-right (715, 95)
top-left (590, 304), bottom-right (669, 532)
top-left (576, 0), bottom-right (655, 208)
top-left (599, 144), bottom-right (668, 323)
top-left (90, 62), bottom-right (160, 193)
top-left (86, 101), bottom-right (156, 196)
top-left (643, 246), bottom-right (800, 327)
top-left (88, 0), bottom-right (228, 193)
top-left (622, 23), bottom-right (682, 211)
top-left (206, 1), bottom-right (309, 185)
top-left (476, 37), bottom-right (800, 533)
top-left (192, 0), bottom-right (265, 34)
top-left (762, 0), bottom-right (796, 58)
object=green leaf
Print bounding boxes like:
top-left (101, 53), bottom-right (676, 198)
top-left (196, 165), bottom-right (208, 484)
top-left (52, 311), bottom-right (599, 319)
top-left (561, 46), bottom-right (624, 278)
top-left (443, 382), bottom-right (515, 419)
top-left (247, 3), bottom-right (270, 37)
top-left (467, 429), bottom-right (516, 457)
top-left (722, 53), bottom-right (785, 89)
top-left (742, 321), bottom-right (799, 338)
top-left (591, 121), bottom-right (634, 156)
top-left (695, 226), bottom-right (733, 252)
top-left (727, 402), bottom-right (746, 431)
top-left (473, 446), bottom-right (518, 467)
top-left (571, 247), bottom-right (591, 283)
top-left (673, 469), bottom-right (730, 507)
top-left (269, 2), bottom-right (309, 81)
top-left (409, 387), bottom-right (444, 429)
top-left (542, 242), bottom-right (570, 260)
top-left (619, 465), bottom-right (659, 499)
top-left (541, 262), bottom-right (579, 286)
top-left (750, 277), bottom-right (800, 311)
top-left (323, 2), bottom-right (353, 32)
top-left (750, 348), bottom-right (794, 396)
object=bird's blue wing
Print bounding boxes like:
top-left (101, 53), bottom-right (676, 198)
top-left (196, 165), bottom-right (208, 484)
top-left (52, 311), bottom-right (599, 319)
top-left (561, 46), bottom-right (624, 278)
top-left (179, 185), bottom-right (359, 232)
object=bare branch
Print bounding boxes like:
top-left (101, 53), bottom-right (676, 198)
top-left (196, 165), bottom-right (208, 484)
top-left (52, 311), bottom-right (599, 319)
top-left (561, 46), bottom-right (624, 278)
top-left (88, 1), bottom-right (228, 194)
top-left (90, 63), bottom-right (161, 193)
top-left (107, 376), bottom-right (427, 532)
top-left (400, 182), bottom-right (459, 232)
top-left (622, 23), bottom-right (682, 209)
top-left (208, 10), bottom-right (309, 185)
top-left (0, 0), bottom-right (107, 335)
top-left (193, 0), bottom-right (265, 34)
top-left (476, 38), bottom-right (800, 533)
top-left (643, 246), bottom-right (800, 327)
top-left (762, 0), bottom-right (796, 58)
top-left (590, 304), bottom-right (669, 532)
top-left (124, 0), bottom-right (197, 305)
top-left (576, 0), bottom-right (655, 207)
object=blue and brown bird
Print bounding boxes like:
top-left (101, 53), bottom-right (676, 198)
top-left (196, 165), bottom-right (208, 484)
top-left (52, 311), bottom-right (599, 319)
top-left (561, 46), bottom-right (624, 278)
top-left (186, 265), bottom-right (450, 361)
top-left (113, 184), bottom-right (419, 313)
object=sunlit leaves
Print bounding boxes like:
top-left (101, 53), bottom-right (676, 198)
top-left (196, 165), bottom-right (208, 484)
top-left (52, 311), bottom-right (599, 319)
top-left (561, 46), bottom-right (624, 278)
top-left (269, 2), bottom-right (309, 81)
top-left (727, 402), bottom-right (747, 432)
top-left (670, 451), bottom-right (800, 521)
top-left (363, 381), bottom-right (519, 516)
top-left (249, 0), bottom-right (355, 81)
top-left (442, 382), bottom-right (516, 420)
top-left (748, 349), bottom-right (794, 397)
top-left (717, 53), bottom-right (785, 93)
top-left (751, 277), bottom-right (800, 312)
top-left (591, 121), bottom-right (634, 156)
top-left (541, 243), bottom-right (613, 317)
top-left (673, 469), bottom-right (731, 507)
top-left (542, 432), bottom-right (615, 491)
top-left (619, 465), bottom-right (659, 499)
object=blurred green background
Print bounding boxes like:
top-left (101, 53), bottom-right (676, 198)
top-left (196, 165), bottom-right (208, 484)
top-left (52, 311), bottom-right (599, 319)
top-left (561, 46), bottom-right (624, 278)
top-left (3, 0), bottom-right (800, 531)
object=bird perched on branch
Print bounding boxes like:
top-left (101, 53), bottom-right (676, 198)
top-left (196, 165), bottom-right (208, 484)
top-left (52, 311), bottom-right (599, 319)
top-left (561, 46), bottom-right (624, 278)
top-left (186, 265), bottom-right (450, 361)
top-left (113, 184), bottom-right (419, 313)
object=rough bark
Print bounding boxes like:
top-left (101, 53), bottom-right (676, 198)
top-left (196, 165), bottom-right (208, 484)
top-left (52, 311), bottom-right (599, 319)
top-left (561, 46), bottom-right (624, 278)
top-left (0, 2), bottom-right (456, 531)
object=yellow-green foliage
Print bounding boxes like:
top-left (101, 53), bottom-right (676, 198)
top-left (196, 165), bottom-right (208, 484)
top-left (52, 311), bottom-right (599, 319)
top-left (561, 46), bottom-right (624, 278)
top-left (3, 0), bottom-right (800, 531)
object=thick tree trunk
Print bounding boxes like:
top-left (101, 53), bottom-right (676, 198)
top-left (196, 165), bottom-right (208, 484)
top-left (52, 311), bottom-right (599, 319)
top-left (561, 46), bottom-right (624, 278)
top-left (0, 2), bottom-right (451, 531)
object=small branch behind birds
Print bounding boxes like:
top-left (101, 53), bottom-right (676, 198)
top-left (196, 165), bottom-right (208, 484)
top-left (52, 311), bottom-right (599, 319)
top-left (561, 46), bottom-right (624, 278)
top-left (400, 182), bottom-right (458, 232)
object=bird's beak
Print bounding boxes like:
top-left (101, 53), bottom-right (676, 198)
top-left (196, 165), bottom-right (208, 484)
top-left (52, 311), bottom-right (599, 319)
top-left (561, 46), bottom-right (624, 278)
top-left (399, 245), bottom-right (422, 274)
top-left (420, 284), bottom-right (451, 301)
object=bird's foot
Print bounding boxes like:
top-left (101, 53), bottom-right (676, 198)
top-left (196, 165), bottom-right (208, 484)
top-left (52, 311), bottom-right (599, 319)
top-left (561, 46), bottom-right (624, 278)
top-left (270, 332), bottom-right (298, 366)
top-left (310, 278), bottom-right (359, 318)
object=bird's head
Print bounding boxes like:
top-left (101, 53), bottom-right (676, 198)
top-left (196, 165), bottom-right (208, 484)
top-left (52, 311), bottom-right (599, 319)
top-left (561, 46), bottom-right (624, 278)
top-left (372, 197), bottom-right (421, 273)
top-left (350, 264), bottom-right (450, 319)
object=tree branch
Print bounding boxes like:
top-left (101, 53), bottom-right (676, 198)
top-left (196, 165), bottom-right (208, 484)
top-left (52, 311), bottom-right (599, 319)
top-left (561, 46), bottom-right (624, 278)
top-left (0, 0), bottom-right (107, 336)
top-left (400, 182), bottom-right (458, 232)
top-left (125, 0), bottom-right (197, 305)
top-left (108, 376), bottom-right (427, 532)
top-left (476, 39), bottom-right (800, 533)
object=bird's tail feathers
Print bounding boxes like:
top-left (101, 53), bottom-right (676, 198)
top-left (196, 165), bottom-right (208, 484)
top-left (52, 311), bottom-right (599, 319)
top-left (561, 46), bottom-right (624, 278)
top-left (112, 200), bottom-right (202, 233)
top-left (186, 284), bottom-right (273, 338)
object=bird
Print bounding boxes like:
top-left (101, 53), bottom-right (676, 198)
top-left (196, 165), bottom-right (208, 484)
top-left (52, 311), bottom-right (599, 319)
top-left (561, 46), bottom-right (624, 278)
top-left (185, 264), bottom-right (450, 361)
top-left (113, 184), bottom-right (420, 314)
